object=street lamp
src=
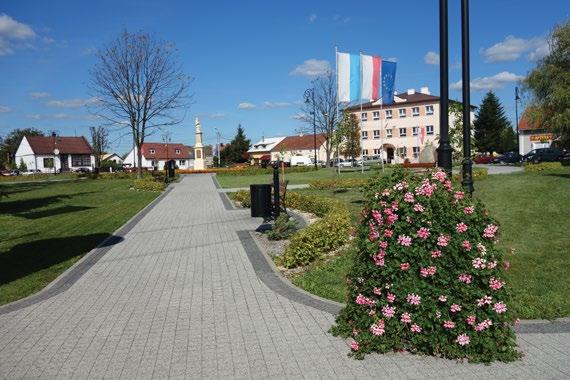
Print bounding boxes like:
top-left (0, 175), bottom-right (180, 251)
top-left (515, 86), bottom-right (521, 155)
top-left (51, 131), bottom-right (57, 175)
top-left (304, 87), bottom-right (318, 170)
top-left (437, 0), bottom-right (453, 174)
top-left (461, 0), bottom-right (474, 194)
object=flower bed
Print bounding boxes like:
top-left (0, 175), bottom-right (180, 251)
top-left (330, 168), bottom-right (519, 362)
top-left (523, 162), bottom-right (562, 172)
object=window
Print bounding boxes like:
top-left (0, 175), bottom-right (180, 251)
top-left (175, 149), bottom-right (181, 155)
top-left (362, 149), bottom-right (369, 155)
top-left (71, 154), bottom-right (91, 167)
top-left (361, 112), bottom-right (368, 121)
top-left (361, 131), bottom-right (368, 140)
top-left (412, 107), bottom-right (420, 117)
top-left (413, 146), bottom-right (420, 158)
top-left (399, 128), bottom-right (407, 137)
top-left (373, 148), bottom-right (382, 155)
top-left (397, 147), bottom-right (406, 158)
top-left (373, 130), bottom-right (380, 139)
top-left (413, 127), bottom-right (419, 136)
top-left (149, 149), bottom-right (155, 154)
top-left (43, 157), bottom-right (54, 168)
top-left (426, 105), bottom-right (434, 115)
top-left (373, 111), bottom-right (380, 120)
top-left (426, 125), bottom-right (434, 135)
top-left (179, 160), bottom-right (186, 166)
top-left (386, 128), bottom-right (393, 138)
top-left (399, 108), bottom-right (406, 118)
top-left (385, 110), bottom-right (393, 119)
top-left (151, 160), bottom-right (159, 166)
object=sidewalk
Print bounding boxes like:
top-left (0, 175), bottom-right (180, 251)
top-left (0, 174), bottom-right (567, 379)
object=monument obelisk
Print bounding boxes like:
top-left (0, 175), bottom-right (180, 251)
top-left (193, 117), bottom-right (205, 170)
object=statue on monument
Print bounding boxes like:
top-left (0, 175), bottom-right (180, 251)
top-left (193, 117), bottom-right (205, 170)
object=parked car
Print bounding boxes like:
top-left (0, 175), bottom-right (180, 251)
top-left (333, 159), bottom-right (353, 168)
top-left (473, 154), bottom-right (495, 164)
top-left (22, 169), bottom-right (42, 176)
top-left (316, 160), bottom-right (327, 168)
top-left (491, 152), bottom-right (521, 164)
top-left (74, 167), bottom-right (92, 173)
top-left (290, 155), bottom-right (313, 167)
top-left (560, 149), bottom-right (570, 166)
top-left (522, 148), bottom-right (563, 164)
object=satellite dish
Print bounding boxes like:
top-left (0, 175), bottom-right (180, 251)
top-left (53, 148), bottom-right (60, 155)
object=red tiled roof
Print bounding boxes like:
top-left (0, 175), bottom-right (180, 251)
top-left (518, 112), bottom-right (543, 131)
top-left (141, 143), bottom-right (194, 160)
top-left (26, 136), bottom-right (93, 155)
top-left (272, 134), bottom-right (327, 152)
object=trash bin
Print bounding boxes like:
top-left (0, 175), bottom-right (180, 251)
top-left (250, 184), bottom-right (272, 218)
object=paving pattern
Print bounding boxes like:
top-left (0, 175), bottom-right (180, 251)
top-left (0, 174), bottom-right (568, 379)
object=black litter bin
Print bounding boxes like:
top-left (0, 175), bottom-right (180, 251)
top-left (250, 184), bottom-right (272, 218)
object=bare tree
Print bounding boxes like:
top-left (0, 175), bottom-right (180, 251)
top-left (297, 72), bottom-right (339, 166)
top-left (89, 30), bottom-right (192, 178)
top-left (89, 126), bottom-right (109, 170)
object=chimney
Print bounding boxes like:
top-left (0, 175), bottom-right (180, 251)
top-left (420, 86), bottom-right (430, 95)
top-left (407, 88), bottom-right (415, 95)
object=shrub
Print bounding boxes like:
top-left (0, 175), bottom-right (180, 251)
top-left (452, 167), bottom-right (488, 181)
top-left (228, 190), bottom-right (251, 207)
top-left (133, 178), bottom-right (166, 192)
top-left (523, 162), bottom-right (562, 172)
top-left (266, 214), bottom-right (298, 241)
top-left (330, 169), bottom-right (519, 362)
top-left (309, 178), bottom-right (368, 190)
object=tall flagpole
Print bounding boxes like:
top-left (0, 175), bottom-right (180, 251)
top-left (360, 52), bottom-right (364, 174)
top-left (335, 46), bottom-right (340, 176)
top-left (379, 96), bottom-right (385, 172)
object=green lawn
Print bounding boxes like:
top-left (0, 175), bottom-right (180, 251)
top-left (0, 179), bottom-right (158, 305)
top-left (291, 168), bottom-right (570, 320)
top-left (216, 167), bottom-right (387, 188)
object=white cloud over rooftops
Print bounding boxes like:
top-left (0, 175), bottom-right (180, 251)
top-left (450, 71), bottom-right (524, 91)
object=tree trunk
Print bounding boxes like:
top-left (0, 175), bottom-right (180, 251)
top-left (137, 147), bottom-right (143, 179)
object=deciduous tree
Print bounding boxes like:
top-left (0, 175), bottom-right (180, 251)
top-left (89, 126), bottom-right (109, 170)
top-left (0, 128), bottom-right (44, 167)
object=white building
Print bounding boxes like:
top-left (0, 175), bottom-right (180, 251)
top-left (123, 143), bottom-right (194, 170)
top-left (517, 111), bottom-right (554, 155)
top-left (271, 133), bottom-right (328, 163)
top-left (102, 153), bottom-right (124, 165)
top-left (247, 136), bottom-right (286, 165)
top-left (15, 135), bottom-right (94, 173)
top-left (347, 87), bottom-right (476, 163)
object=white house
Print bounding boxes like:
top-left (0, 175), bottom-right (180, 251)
top-left (15, 135), bottom-right (94, 173)
top-left (123, 143), bottom-right (195, 170)
top-left (271, 133), bottom-right (328, 163)
top-left (102, 153), bottom-right (124, 165)
top-left (247, 136), bottom-right (286, 165)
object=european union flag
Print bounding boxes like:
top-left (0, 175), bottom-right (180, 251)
top-left (381, 60), bottom-right (397, 104)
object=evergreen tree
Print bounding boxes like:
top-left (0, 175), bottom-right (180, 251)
top-left (221, 124), bottom-right (251, 163)
top-left (473, 92), bottom-right (511, 154)
top-left (18, 158), bottom-right (27, 172)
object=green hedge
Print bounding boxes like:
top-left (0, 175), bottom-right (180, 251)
top-left (452, 167), bottom-right (489, 181)
top-left (133, 178), bottom-right (166, 192)
top-left (216, 166), bottom-right (317, 176)
top-left (309, 178), bottom-right (368, 190)
top-left (523, 162), bottom-right (562, 172)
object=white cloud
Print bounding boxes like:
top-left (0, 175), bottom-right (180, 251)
top-left (450, 71), bottom-right (524, 91)
top-left (0, 105), bottom-right (11, 113)
top-left (290, 113), bottom-right (305, 121)
top-left (482, 35), bottom-right (549, 63)
top-left (424, 51), bottom-right (440, 65)
top-left (26, 112), bottom-right (73, 120)
top-left (289, 59), bottom-right (332, 78)
top-left (0, 13), bottom-right (36, 56)
top-left (263, 101), bottom-right (291, 109)
top-left (308, 14), bottom-right (317, 23)
top-left (46, 97), bottom-right (99, 108)
top-left (82, 47), bottom-right (97, 55)
top-left (238, 102), bottom-right (256, 110)
top-left (30, 92), bottom-right (51, 99)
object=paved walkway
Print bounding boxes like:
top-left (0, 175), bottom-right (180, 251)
top-left (0, 175), bottom-right (568, 379)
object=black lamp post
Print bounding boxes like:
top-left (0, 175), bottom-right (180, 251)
top-left (461, 0), bottom-right (474, 194)
top-left (304, 87), bottom-right (318, 170)
top-left (437, 0), bottom-right (453, 174)
top-left (515, 86), bottom-right (520, 155)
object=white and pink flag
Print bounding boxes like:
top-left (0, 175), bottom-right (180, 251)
top-left (360, 54), bottom-right (382, 101)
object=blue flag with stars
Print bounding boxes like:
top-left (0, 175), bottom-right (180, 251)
top-left (381, 60), bottom-right (397, 104)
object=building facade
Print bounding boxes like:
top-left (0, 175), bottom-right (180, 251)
top-left (247, 136), bottom-right (286, 165)
top-left (347, 87), bottom-right (474, 163)
top-left (271, 133), bottom-right (328, 163)
top-left (124, 143), bottom-right (194, 170)
top-left (517, 112), bottom-right (554, 155)
top-left (15, 136), bottom-right (94, 173)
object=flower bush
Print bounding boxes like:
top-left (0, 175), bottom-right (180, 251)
top-left (133, 178), bottom-right (166, 192)
top-left (330, 169), bottom-right (520, 362)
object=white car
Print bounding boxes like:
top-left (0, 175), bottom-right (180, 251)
top-left (290, 155), bottom-right (313, 166)
top-left (333, 159), bottom-right (353, 168)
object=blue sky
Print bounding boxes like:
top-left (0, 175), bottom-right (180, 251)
top-left (0, 0), bottom-right (568, 153)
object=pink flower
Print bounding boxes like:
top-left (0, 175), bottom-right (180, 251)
top-left (386, 214), bottom-right (399, 224)
top-left (438, 295), bottom-right (447, 302)
top-left (450, 304), bottom-right (462, 313)
top-left (415, 179), bottom-right (437, 197)
top-left (443, 180), bottom-right (453, 191)
top-left (410, 324), bottom-right (422, 333)
top-left (420, 266), bottom-right (437, 278)
top-left (483, 224), bottom-right (498, 239)
top-left (466, 315), bottom-right (476, 325)
top-left (431, 250), bottom-right (442, 258)
top-left (458, 273), bottom-right (473, 284)
top-left (456, 334), bottom-right (470, 346)
top-left (400, 312), bottom-right (412, 324)
top-left (386, 293), bottom-right (396, 303)
top-left (382, 189), bottom-right (391, 197)
top-left (373, 287), bottom-right (382, 296)
top-left (454, 191), bottom-right (465, 201)
top-left (368, 309), bottom-right (376, 316)
top-left (382, 306), bottom-right (396, 318)
top-left (373, 251), bottom-right (385, 267)
top-left (369, 227), bottom-right (380, 242)
top-left (462, 240), bottom-right (472, 251)
top-left (397, 235), bottom-right (412, 246)
top-left (477, 295), bottom-right (493, 307)
top-left (391, 201), bottom-right (399, 211)
top-left (407, 293), bottom-right (421, 305)
top-left (472, 257), bottom-right (487, 269)
top-left (437, 234), bottom-right (450, 247)
top-left (456, 222), bottom-right (468, 233)
top-left (503, 261), bottom-right (511, 270)
top-left (379, 241), bottom-right (388, 249)
top-left (443, 320), bottom-right (455, 329)
top-left (370, 320), bottom-right (385, 336)
top-left (489, 277), bottom-right (505, 291)
top-left (475, 319), bottom-right (493, 331)
top-left (371, 210), bottom-right (383, 224)
top-left (464, 206), bottom-right (475, 215)
top-left (413, 203), bottom-right (424, 213)
top-left (487, 260), bottom-right (497, 269)
top-left (493, 302), bottom-right (508, 314)
top-left (404, 192), bottom-right (415, 203)
top-left (355, 294), bottom-right (376, 306)
top-left (393, 181), bottom-right (408, 191)
top-left (432, 170), bottom-right (447, 182)
top-left (384, 229), bottom-right (394, 238)
top-left (351, 341), bottom-right (359, 351)
top-left (477, 243), bottom-right (487, 254)
top-left (417, 227), bottom-right (430, 239)
top-left (400, 262), bottom-right (410, 271)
